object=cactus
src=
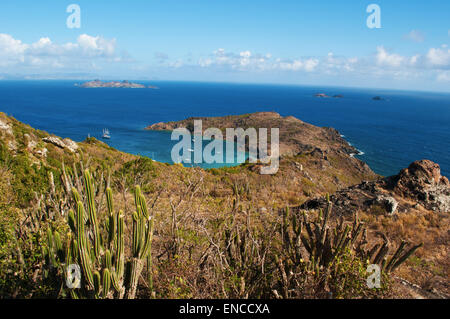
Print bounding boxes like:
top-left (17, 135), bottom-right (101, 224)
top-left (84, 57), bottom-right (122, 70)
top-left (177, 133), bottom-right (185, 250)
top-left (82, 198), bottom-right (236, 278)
top-left (42, 169), bottom-right (154, 299)
top-left (273, 198), bottom-right (423, 298)
top-left (216, 211), bottom-right (270, 298)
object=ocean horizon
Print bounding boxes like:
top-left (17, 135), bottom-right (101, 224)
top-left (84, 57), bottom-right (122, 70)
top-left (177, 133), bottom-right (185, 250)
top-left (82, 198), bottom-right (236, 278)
top-left (0, 80), bottom-right (449, 177)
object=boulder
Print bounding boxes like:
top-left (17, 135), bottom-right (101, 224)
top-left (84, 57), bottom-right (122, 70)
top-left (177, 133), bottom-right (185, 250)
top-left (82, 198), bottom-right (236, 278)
top-left (374, 195), bottom-right (398, 215)
top-left (34, 148), bottom-right (48, 158)
top-left (43, 136), bottom-right (79, 153)
top-left (63, 138), bottom-right (79, 152)
top-left (43, 136), bottom-right (66, 149)
top-left (0, 119), bottom-right (13, 136)
top-left (388, 160), bottom-right (450, 212)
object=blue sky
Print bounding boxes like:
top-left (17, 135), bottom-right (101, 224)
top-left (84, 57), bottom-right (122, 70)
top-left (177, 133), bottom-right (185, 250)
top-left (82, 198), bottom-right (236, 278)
top-left (0, 0), bottom-right (449, 91)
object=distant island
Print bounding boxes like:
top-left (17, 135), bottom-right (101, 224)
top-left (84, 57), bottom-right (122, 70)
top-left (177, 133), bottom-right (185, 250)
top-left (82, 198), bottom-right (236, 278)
top-left (314, 93), bottom-right (386, 100)
top-left (314, 93), bottom-right (344, 98)
top-left (76, 80), bottom-right (159, 89)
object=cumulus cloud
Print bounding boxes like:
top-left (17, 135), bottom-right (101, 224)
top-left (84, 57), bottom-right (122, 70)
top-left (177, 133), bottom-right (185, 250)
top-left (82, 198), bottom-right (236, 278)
top-left (376, 46), bottom-right (406, 67)
top-left (199, 48), bottom-right (273, 71)
top-left (192, 45), bottom-right (450, 86)
top-left (276, 58), bottom-right (319, 72)
top-left (195, 45), bottom-right (450, 81)
top-left (198, 48), bottom-right (321, 72)
top-left (0, 34), bottom-right (28, 66)
top-left (2, 32), bottom-right (450, 87)
top-left (426, 46), bottom-right (450, 68)
top-left (0, 33), bottom-right (125, 71)
top-left (322, 52), bottom-right (359, 73)
top-left (374, 45), bottom-right (450, 70)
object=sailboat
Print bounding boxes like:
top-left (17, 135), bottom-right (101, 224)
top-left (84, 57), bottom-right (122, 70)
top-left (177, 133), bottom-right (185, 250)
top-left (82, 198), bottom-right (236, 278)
top-left (102, 128), bottom-right (111, 139)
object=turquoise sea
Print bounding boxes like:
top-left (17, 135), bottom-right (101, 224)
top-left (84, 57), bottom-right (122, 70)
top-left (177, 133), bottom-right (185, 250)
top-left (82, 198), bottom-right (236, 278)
top-left (0, 80), bottom-right (449, 177)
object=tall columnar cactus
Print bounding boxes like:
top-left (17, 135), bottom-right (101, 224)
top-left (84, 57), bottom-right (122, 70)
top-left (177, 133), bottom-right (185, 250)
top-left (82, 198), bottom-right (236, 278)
top-left (43, 169), bottom-right (154, 299)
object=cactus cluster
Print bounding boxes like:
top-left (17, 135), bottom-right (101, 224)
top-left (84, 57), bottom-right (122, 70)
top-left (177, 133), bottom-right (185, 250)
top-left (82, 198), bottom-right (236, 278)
top-left (43, 169), bottom-right (154, 299)
top-left (273, 196), bottom-right (423, 298)
top-left (231, 180), bottom-right (251, 199)
top-left (205, 199), bottom-right (272, 299)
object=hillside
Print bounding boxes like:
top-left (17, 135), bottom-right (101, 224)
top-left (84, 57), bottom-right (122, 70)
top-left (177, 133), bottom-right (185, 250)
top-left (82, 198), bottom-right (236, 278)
top-left (0, 111), bottom-right (448, 299)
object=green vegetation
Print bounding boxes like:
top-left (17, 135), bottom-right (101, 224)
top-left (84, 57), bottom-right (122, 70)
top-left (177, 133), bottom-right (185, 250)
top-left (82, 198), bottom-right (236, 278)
top-left (0, 141), bottom-right (56, 207)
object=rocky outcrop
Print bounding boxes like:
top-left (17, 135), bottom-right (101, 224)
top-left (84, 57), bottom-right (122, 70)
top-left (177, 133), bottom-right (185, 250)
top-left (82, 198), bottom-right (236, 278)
top-left (299, 160), bottom-right (450, 215)
top-left (373, 195), bottom-right (399, 215)
top-left (43, 136), bottom-right (79, 153)
top-left (385, 160), bottom-right (450, 212)
top-left (0, 119), bottom-right (13, 136)
top-left (62, 138), bottom-right (80, 152)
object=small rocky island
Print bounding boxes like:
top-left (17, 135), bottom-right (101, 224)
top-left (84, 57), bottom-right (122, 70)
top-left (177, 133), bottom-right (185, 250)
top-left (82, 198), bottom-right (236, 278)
top-left (76, 80), bottom-right (159, 89)
top-left (314, 93), bottom-right (344, 98)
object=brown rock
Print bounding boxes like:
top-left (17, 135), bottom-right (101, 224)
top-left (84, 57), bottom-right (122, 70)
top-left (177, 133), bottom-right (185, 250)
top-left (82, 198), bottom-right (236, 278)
top-left (299, 160), bottom-right (450, 215)
top-left (385, 160), bottom-right (449, 212)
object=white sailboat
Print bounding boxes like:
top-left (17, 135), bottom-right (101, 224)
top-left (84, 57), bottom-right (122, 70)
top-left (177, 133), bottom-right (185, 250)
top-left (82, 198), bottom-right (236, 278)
top-left (102, 128), bottom-right (111, 139)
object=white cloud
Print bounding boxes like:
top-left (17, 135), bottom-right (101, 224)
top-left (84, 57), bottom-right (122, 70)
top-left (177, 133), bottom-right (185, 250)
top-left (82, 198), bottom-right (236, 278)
top-left (0, 34), bottom-right (28, 66)
top-left (322, 52), bottom-right (359, 73)
top-left (2, 32), bottom-right (450, 89)
top-left (77, 34), bottom-right (116, 57)
top-left (198, 48), bottom-right (320, 72)
top-left (192, 45), bottom-right (450, 88)
top-left (376, 46), bottom-right (405, 67)
top-left (0, 33), bottom-right (123, 70)
top-left (426, 46), bottom-right (450, 67)
top-left (371, 45), bottom-right (450, 71)
top-left (405, 30), bottom-right (425, 43)
top-left (195, 46), bottom-right (450, 83)
top-left (277, 58), bottom-right (319, 72)
top-left (437, 71), bottom-right (450, 82)
top-left (199, 49), bottom-right (272, 71)
top-left (240, 51), bottom-right (251, 58)
top-left (168, 59), bottom-right (183, 68)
